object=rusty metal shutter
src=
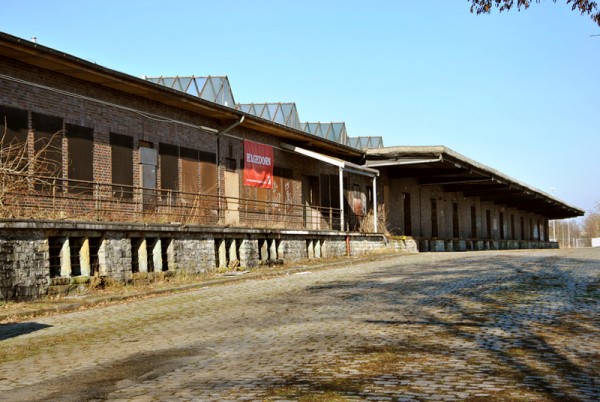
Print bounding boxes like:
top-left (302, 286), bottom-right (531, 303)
top-left (110, 132), bottom-right (133, 198)
top-left (66, 124), bottom-right (93, 195)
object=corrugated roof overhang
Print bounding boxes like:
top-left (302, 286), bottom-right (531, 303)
top-left (365, 146), bottom-right (583, 220)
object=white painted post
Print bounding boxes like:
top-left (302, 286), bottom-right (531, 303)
top-left (372, 176), bottom-right (378, 233)
top-left (339, 167), bottom-right (345, 231)
top-left (60, 238), bottom-right (71, 277)
top-left (79, 238), bottom-right (90, 277)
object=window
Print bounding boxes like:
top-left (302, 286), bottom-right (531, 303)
top-left (403, 193), bottom-right (412, 236)
top-left (32, 112), bottom-right (63, 191)
top-left (452, 202), bottom-right (459, 238)
top-left (66, 124), bottom-right (93, 195)
top-left (431, 199), bottom-right (438, 238)
top-left (470, 205), bottom-right (477, 238)
top-left (486, 210), bottom-right (492, 239)
top-left (510, 214), bottom-right (515, 240)
top-left (110, 132), bottom-right (133, 198)
top-left (0, 105), bottom-right (28, 171)
top-left (499, 212), bottom-right (505, 240)
top-left (159, 142), bottom-right (179, 192)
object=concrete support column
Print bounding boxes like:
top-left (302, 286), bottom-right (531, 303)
top-left (152, 239), bottom-right (162, 272)
top-left (269, 239), bottom-right (278, 261)
top-left (138, 238), bottom-right (148, 273)
top-left (218, 239), bottom-right (227, 269)
top-left (60, 238), bottom-right (71, 277)
top-left (98, 238), bottom-right (108, 276)
top-left (79, 238), bottom-right (91, 277)
top-left (229, 239), bottom-right (238, 263)
top-left (339, 167), bottom-right (345, 231)
top-left (166, 239), bottom-right (175, 271)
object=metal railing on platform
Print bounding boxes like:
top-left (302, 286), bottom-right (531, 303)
top-left (0, 174), bottom-right (345, 230)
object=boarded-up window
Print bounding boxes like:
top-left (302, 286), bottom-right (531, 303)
top-left (199, 151), bottom-right (217, 195)
top-left (181, 147), bottom-right (199, 195)
top-left (273, 167), bottom-right (294, 218)
top-left (32, 112), bottom-right (63, 191)
top-left (66, 124), bottom-right (93, 195)
top-left (159, 143), bottom-right (178, 192)
top-left (0, 105), bottom-right (28, 169)
top-left (110, 132), bottom-right (133, 198)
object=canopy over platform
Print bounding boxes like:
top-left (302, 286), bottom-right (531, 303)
top-left (365, 146), bottom-right (583, 220)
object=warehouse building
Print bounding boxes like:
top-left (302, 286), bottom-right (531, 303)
top-left (0, 32), bottom-right (583, 299)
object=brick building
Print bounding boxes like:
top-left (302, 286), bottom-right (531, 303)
top-left (0, 32), bottom-right (583, 299)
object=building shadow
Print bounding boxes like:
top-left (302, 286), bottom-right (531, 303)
top-left (0, 322), bottom-right (52, 341)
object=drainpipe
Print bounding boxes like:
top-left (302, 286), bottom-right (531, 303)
top-left (214, 116), bottom-right (245, 218)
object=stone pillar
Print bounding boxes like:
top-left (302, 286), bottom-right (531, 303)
top-left (138, 238), bottom-right (148, 273)
top-left (166, 238), bottom-right (175, 271)
top-left (229, 239), bottom-right (238, 264)
top-left (314, 239), bottom-right (322, 259)
top-left (152, 238), bottom-right (162, 272)
top-left (79, 238), bottom-right (91, 277)
top-left (269, 239), bottom-right (278, 261)
top-left (307, 240), bottom-right (314, 259)
top-left (98, 238), bottom-right (108, 276)
top-left (60, 238), bottom-right (71, 277)
top-left (218, 239), bottom-right (227, 269)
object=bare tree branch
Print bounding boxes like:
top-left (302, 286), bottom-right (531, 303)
top-left (469, 0), bottom-right (600, 27)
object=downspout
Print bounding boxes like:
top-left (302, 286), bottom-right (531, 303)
top-left (215, 115), bottom-right (245, 219)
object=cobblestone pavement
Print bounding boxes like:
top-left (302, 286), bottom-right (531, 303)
top-left (1, 248), bottom-right (599, 401)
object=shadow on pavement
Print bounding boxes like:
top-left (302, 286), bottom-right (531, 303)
top-left (0, 322), bottom-right (52, 341)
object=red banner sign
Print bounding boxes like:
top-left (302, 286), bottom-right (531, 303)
top-left (243, 140), bottom-right (274, 188)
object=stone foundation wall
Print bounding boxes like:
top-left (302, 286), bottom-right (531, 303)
top-left (0, 230), bottom-right (49, 300)
top-left (0, 222), bottom-right (395, 300)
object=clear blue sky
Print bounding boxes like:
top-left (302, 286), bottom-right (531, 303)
top-left (1, 0), bottom-right (598, 216)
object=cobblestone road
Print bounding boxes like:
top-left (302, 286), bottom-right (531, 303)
top-left (1, 248), bottom-right (599, 401)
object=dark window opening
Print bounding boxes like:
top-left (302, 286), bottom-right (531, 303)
top-left (225, 157), bottom-right (236, 172)
top-left (160, 142), bottom-right (179, 192)
top-left (486, 210), bottom-right (492, 239)
top-left (48, 237), bottom-right (63, 278)
top-left (160, 238), bottom-right (171, 272)
top-left (403, 192), bottom-right (412, 236)
top-left (89, 238), bottom-right (101, 276)
top-left (510, 214), bottom-right (515, 240)
top-left (520, 216), bottom-right (525, 240)
top-left (69, 237), bottom-right (83, 277)
top-left (499, 212), bottom-right (505, 240)
top-left (66, 124), bottom-right (94, 195)
top-left (452, 202), bottom-right (459, 239)
top-left (0, 105), bottom-right (28, 170)
top-left (320, 174), bottom-right (331, 208)
top-left (110, 132), bottom-right (133, 198)
top-left (529, 218), bottom-right (534, 240)
top-left (431, 199), bottom-right (438, 238)
top-left (131, 237), bottom-right (142, 273)
top-left (470, 206), bottom-right (477, 238)
top-left (32, 112), bottom-right (63, 191)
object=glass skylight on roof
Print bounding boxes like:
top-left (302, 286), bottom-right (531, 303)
top-left (235, 102), bottom-right (301, 130)
top-left (145, 76), bottom-right (236, 107)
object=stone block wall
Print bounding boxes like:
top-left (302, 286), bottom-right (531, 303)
top-left (0, 230), bottom-right (49, 300)
top-left (173, 237), bottom-right (216, 274)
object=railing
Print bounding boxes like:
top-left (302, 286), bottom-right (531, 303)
top-left (0, 173), bottom-right (344, 231)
